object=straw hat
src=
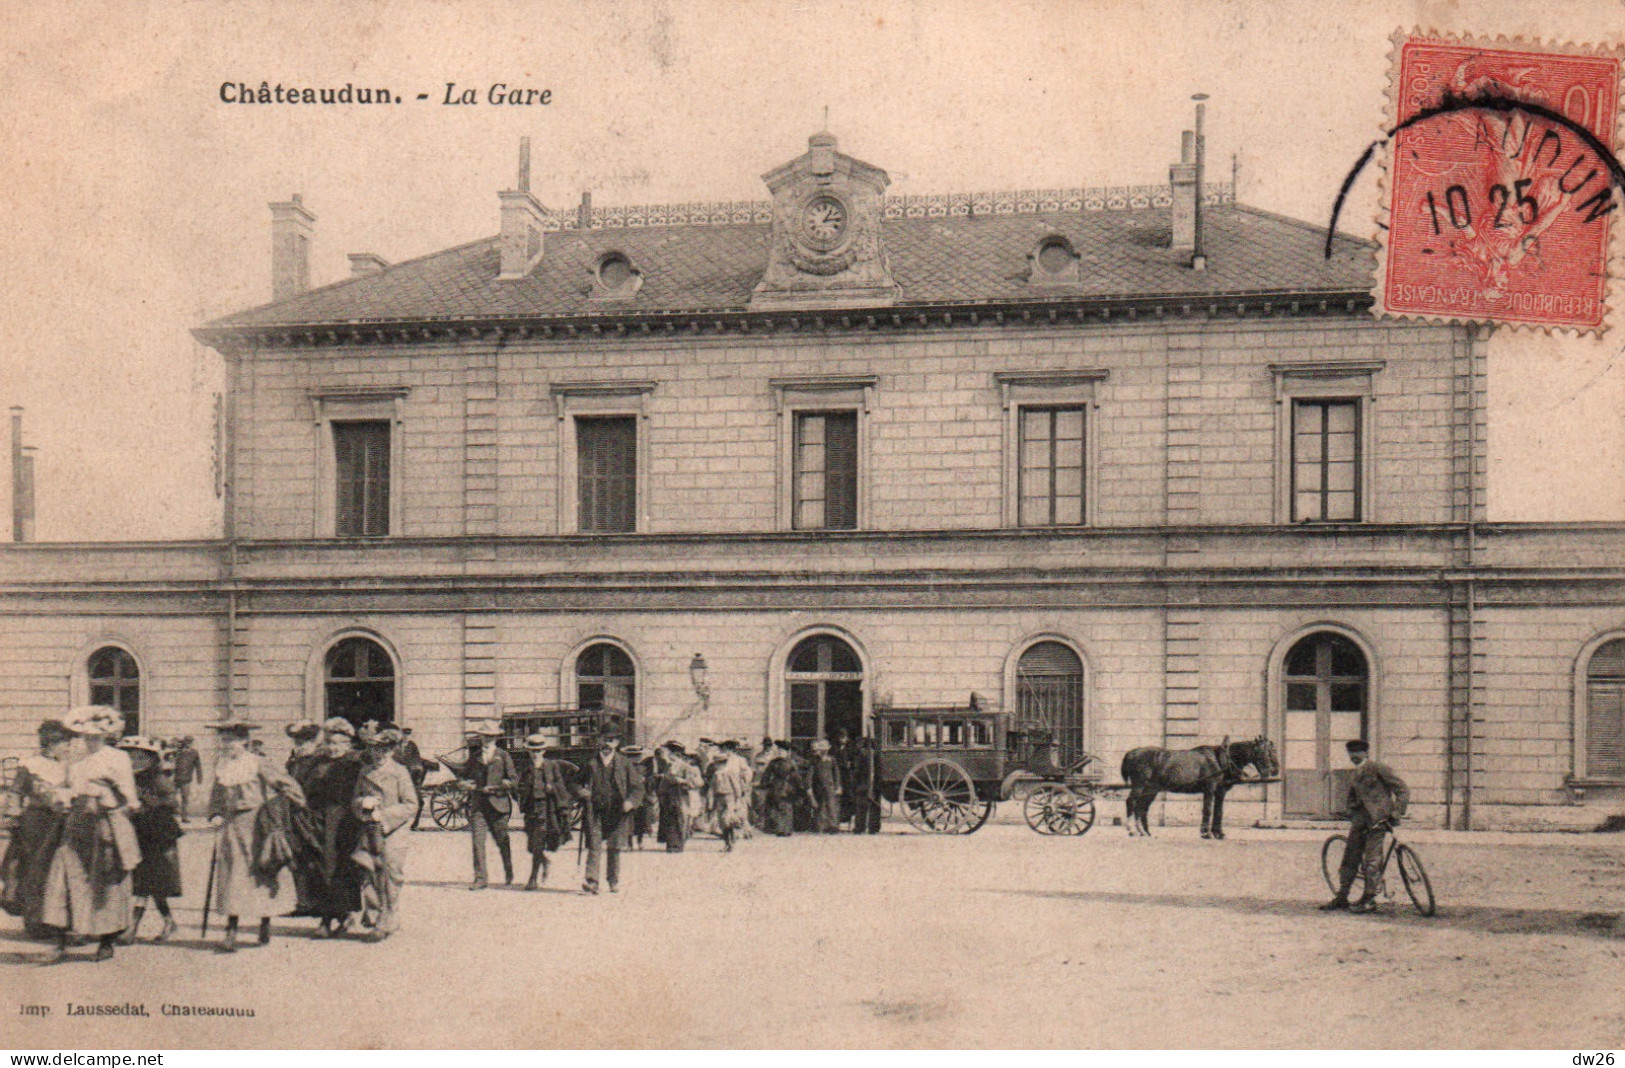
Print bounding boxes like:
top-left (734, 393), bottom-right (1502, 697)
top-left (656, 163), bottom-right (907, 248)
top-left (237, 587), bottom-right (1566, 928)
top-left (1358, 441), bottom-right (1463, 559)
top-left (116, 735), bottom-right (162, 755)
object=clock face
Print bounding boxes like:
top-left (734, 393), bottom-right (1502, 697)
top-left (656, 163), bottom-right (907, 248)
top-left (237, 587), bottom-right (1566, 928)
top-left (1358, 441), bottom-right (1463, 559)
top-left (802, 195), bottom-right (848, 248)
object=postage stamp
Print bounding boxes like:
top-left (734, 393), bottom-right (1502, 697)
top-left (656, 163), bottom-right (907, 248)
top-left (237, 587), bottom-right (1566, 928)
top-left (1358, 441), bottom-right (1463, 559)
top-left (1376, 31), bottom-right (1624, 333)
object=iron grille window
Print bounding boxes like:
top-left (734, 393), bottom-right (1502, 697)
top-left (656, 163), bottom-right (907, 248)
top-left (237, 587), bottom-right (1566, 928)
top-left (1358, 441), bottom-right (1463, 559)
top-left (793, 411), bottom-right (858, 530)
top-left (1291, 399), bottom-right (1361, 522)
top-left (333, 420), bottom-right (391, 537)
top-left (1018, 406), bottom-right (1085, 526)
top-left (1017, 641), bottom-right (1084, 765)
top-left (577, 416), bottom-right (637, 533)
top-left (88, 646), bottom-right (139, 737)
top-left (1587, 638), bottom-right (1625, 779)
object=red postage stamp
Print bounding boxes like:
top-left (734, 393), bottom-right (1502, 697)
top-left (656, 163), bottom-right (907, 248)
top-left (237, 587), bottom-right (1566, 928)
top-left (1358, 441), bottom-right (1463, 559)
top-left (1377, 32), bottom-right (1624, 333)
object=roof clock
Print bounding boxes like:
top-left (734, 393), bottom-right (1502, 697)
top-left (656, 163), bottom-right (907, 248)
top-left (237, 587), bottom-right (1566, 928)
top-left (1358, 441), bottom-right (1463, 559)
top-left (751, 131), bottom-right (897, 309)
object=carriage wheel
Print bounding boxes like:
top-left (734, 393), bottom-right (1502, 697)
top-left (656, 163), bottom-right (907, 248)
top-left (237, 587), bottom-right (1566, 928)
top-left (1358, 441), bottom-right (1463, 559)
top-left (899, 760), bottom-right (991, 834)
top-left (429, 785), bottom-right (470, 831)
top-left (1024, 784), bottom-right (1096, 836)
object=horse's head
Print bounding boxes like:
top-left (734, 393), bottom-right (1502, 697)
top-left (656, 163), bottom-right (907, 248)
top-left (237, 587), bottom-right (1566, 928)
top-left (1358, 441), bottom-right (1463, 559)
top-left (1234, 735), bottom-right (1278, 780)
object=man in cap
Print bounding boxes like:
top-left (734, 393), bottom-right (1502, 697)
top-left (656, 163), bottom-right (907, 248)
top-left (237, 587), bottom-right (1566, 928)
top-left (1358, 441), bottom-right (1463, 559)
top-left (446, 722), bottom-right (517, 890)
top-left (351, 724), bottom-right (417, 940)
top-left (170, 735), bottom-right (202, 820)
top-left (573, 726), bottom-right (644, 894)
top-left (1322, 739), bottom-right (1411, 914)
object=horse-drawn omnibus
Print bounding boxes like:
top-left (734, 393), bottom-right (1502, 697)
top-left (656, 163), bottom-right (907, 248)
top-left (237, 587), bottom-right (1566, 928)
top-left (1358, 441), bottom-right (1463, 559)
top-left (424, 705), bottom-right (629, 830)
top-left (873, 703), bottom-right (1102, 835)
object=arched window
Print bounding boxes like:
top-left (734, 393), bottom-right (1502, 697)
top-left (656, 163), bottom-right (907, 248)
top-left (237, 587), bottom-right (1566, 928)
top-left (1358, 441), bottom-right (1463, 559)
top-left (87, 646), bottom-right (140, 737)
top-left (325, 636), bottom-right (396, 728)
top-left (1281, 631), bottom-right (1369, 819)
top-left (576, 643), bottom-right (636, 724)
top-left (1583, 638), bottom-right (1625, 781)
top-left (1017, 641), bottom-right (1085, 765)
top-left (785, 634), bottom-right (864, 745)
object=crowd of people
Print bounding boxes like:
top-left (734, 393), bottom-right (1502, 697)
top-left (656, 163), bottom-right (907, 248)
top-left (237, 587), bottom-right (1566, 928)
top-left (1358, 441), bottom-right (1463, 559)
top-left (0, 708), bottom-right (890, 962)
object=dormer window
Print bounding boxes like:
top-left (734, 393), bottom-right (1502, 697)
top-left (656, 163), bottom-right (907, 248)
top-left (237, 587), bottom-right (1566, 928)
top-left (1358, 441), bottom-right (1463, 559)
top-left (591, 251), bottom-right (642, 300)
top-left (1028, 234), bottom-right (1081, 286)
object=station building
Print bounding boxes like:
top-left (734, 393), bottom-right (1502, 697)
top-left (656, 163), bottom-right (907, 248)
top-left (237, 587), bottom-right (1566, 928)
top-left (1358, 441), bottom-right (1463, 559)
top-left (1, 127), bottom-right (1621, 830)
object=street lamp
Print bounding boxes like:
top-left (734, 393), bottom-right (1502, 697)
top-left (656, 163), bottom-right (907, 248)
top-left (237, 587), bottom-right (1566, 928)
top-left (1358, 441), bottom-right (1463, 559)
top-left (689, 653), bottom-right (710, 706)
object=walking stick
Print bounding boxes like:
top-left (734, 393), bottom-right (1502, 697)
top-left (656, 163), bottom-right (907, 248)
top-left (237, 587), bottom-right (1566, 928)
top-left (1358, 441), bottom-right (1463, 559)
top-left (199, 832), bottom-right (218, 939)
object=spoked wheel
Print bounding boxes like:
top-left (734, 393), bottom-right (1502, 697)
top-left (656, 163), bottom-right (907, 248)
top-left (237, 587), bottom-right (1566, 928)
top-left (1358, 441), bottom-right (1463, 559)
top-left (429, 785), bottom-right (470, 831)
top-left (1024, 784), bottom-right (1097, 836)
top-left (1396, 844), bottom-right (1436, 916)
top-left (1321, 833), bottom-right (1365, 899)
top-left (899, 759), bottom-right (993, 834)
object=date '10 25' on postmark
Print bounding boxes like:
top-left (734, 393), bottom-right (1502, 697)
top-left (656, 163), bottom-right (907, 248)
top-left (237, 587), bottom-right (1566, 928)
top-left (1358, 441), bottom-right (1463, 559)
top-left (1373, 32), bottom-right (1624, 334)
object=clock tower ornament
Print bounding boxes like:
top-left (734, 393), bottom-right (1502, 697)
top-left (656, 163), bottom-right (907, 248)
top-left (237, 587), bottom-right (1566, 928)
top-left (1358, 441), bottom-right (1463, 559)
top-left (751, 131), bottom-right (898, 308)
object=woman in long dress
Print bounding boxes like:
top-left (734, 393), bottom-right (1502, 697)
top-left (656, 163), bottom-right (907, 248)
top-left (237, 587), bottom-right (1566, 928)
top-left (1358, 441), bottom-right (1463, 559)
top-left (117, 736), bottom-right (183, 943)
top-left (40, 706), bottom-right (140, 963)
top-left (206, 720), bottom-right (306, 952)
top-left (0, 720), bottom-right (73, 936)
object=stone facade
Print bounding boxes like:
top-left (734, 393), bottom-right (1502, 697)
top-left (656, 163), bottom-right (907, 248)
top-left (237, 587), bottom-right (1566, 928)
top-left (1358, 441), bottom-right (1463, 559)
top-left (2, 134), bottom-right (1622, 831)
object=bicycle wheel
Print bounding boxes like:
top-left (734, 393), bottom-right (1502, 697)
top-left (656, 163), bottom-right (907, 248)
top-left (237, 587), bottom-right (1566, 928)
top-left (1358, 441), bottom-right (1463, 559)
top-left (1396, 844), bottom-right (1436, 916)
top-left (1320, 834), bottom-right (1365, 899)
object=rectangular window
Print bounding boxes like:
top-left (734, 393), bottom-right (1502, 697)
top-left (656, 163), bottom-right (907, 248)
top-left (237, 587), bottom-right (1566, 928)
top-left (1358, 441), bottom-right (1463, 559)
top-left (1018, 406), bottom-right (1086, 526)
top-left (576, 415), bottom-right (638, 533)
top-left (333, 420), bottom-right (391, 537)
top-left (1292, 399), bottom-right (1361, 521)
top-left (793, 410), bottom-right (858, 530)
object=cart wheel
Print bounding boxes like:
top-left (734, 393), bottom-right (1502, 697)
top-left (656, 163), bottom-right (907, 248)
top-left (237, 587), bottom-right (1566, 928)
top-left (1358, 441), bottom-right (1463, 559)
top-left (1396, 844), bottom-right (1436, 917)
top-left (1321, 833), bottom-right (1365, 899)
top-left (429, 785), bottom-right (470, 831)
top-left (568, 803), bottom-right (584, 835)
top-left (1025, 785), bottom-right (1096, 836)
top-left (899, 759), bottom-right (991, 834)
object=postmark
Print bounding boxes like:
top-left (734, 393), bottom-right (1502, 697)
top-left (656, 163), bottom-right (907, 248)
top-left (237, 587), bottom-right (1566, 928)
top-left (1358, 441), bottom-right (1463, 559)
top-left (1372, 32), bottom-right (1624, 334)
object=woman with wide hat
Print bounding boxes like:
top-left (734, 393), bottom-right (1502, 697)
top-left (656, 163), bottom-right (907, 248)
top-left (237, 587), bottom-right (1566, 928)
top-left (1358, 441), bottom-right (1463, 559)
top-left (0, 720), bottom-right (73, 936)
top-left (39, 706), bottom-right (140, 963)
top-left (205, 719), bottom-right (305, 952)
top-left (116, 735), bottom-right (183, 943)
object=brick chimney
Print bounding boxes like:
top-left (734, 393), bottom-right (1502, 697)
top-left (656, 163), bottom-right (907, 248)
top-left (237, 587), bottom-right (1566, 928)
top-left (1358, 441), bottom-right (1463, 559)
top-left (269, 194), bottom-right (316, 301)
top-left (10, 407), bottom-right (34, 543)
top-left (348, 253), bottom-right (389, 278)
top-left (1170, 130), bottom-right (1197, 255)
top-left (499, 137), bottom-right (546, 280)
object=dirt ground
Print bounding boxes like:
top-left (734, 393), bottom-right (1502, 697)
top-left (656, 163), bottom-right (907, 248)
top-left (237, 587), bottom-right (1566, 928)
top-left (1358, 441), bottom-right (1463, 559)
top-left (3, 813), bottom-right (1623, 1049)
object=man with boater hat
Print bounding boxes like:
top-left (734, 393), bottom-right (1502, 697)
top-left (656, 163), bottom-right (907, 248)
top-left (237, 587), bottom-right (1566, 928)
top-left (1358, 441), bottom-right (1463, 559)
top-left (573, 724), bottom-right (644, 894)
top-left (351, 723), bottom-right (417, 940)
top-left (1322, 738), bottom-right (1410, 914)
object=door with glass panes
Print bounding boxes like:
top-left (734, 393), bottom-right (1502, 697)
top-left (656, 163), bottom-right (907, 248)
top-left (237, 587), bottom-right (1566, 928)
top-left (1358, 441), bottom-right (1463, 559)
top-left (1281, 632), bottom-right (1369, 818)
top-left (785, 635), bottom-right (864, 746)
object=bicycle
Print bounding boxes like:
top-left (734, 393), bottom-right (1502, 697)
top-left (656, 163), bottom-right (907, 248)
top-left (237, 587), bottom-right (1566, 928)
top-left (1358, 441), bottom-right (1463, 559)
top-left (1320, 822), bottom-right (1436, 917)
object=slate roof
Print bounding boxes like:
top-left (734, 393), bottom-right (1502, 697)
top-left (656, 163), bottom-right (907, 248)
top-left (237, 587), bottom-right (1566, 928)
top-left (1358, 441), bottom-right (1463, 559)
top-left (206, 203), bottom-right (1375, 330)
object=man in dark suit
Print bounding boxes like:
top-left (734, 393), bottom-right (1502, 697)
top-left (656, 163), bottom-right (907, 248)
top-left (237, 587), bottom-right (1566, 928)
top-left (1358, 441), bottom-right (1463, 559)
top-left (171, 736), bottom-right (202, 819)
top-left (1322, 739), bottom-right (1411, 914)
top-left (573, 726), bottom-right (645, 894)
top-left (393, 727), bottom-right (427, 830)
top-left (447, 723), bottom-right (517, 890)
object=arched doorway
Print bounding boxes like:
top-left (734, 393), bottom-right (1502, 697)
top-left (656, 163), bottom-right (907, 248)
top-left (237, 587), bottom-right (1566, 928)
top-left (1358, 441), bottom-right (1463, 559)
top-left (575, 642), bottom-right (636, 729)
top-left (1016, 641), bottom-right (1085, 766)
top-left (88, 646), bottom-right (140, 737)
top-left (785, 634), bottom-right (864, 745)
top-left (1281, 631), bottom-right (1369, 818)
top-left (1583, 637), bottom-right (1625, 780)
top-left (324, 636), bottom-right (396, 728)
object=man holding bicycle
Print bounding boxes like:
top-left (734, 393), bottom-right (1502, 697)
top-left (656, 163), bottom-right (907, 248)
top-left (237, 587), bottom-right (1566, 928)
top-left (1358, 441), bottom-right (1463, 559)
top-left (1322, 739), bottom-right (1410, 914)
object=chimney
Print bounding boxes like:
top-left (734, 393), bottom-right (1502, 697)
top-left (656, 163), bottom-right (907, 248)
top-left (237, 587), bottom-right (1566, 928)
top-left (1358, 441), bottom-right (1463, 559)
top-left (1170, 129), bottom-right (1198, 255)
top-left (10, 407), bottom-right (34, 543)
top-left (1191, 93), bottom-right (1208, 271)
top-left (499, 137), bottom-right (546, 280)
top-left (348, 253), bottom-right (389, 279)
top-left (269, 194), bottom-right (316, 301)
top-left (577, 191), bottom-right (592, 230)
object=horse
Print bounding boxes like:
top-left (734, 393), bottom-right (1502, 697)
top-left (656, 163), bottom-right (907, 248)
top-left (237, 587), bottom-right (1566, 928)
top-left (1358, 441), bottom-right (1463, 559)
top-left (1120, 735), bottom-right (1278, 839)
